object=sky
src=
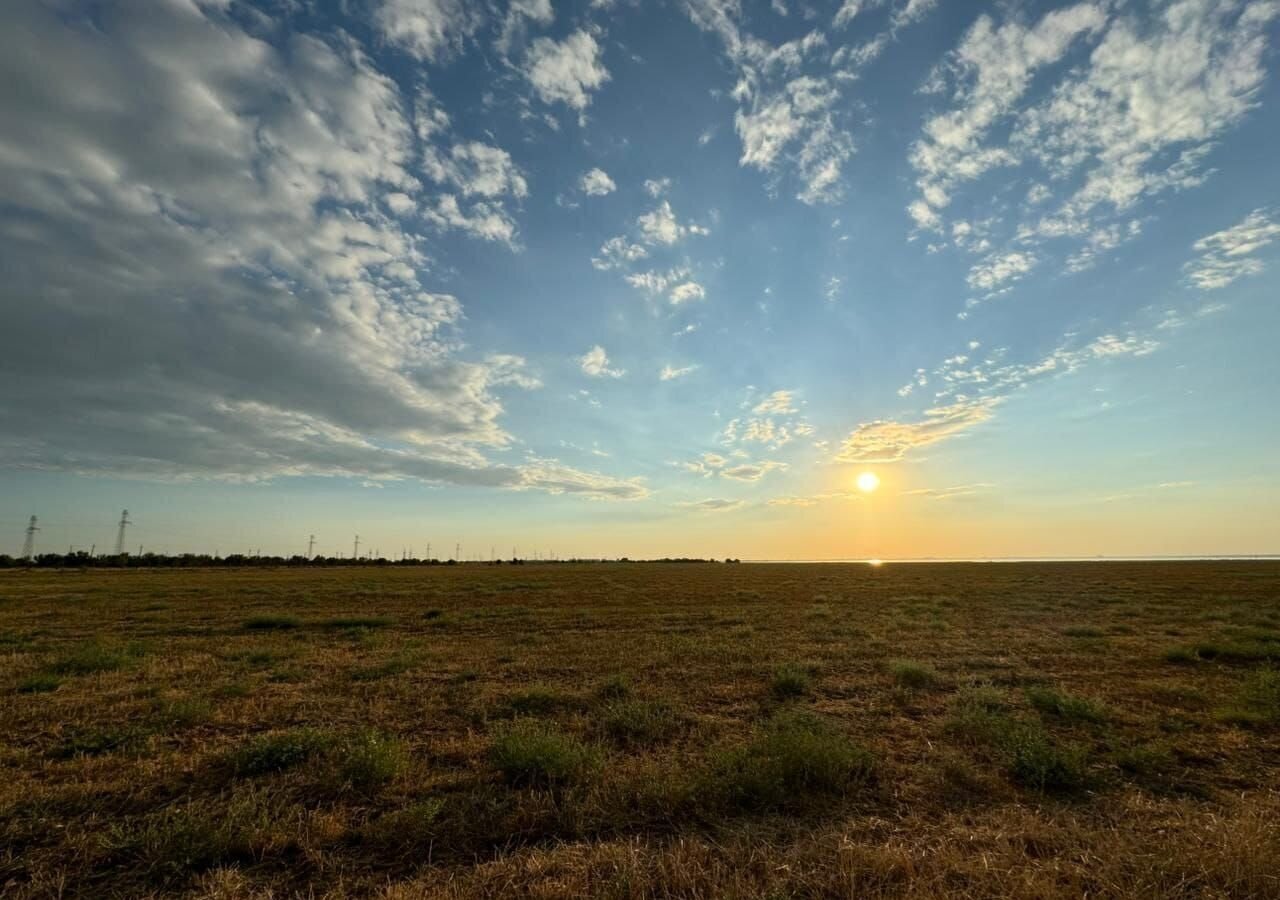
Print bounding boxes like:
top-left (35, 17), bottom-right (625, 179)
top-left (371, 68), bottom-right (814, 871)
top-left (1, 0), bottom-right (1278, 561)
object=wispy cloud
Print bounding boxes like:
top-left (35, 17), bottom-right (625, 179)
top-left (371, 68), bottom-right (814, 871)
top-left (579, 345), bottom-right (625, 378)
top-left (1184, 209), bottom-right (1280, 290)
top-left (677, 497), bottom-right (744, 511)
top-left (579, 167), bottom-right (616, 196)
top-left (659, 364), bottom-right (698, 381)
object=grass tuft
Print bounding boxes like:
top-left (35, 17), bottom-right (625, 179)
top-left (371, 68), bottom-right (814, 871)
top-left (47, 640), bottom-right (144, 676)
top-left (18, 673), bottom-right (61, 694)
top-left (1026, 686), bottom-right (1107, 723)
top-left (333, 730), bottom-right (407, 791)
top-left (889, 659), bottom-right (940, 690)
top-left (599, 699), bottom-right (681, 747)
top-left (704, 710), bottom-right (873, 811)
top-left (769, 663), bottom-right (813, 699)
top-left (490, 721), bottom-right (600, 787)
top-left (231, 728), bottom-right (330, 776)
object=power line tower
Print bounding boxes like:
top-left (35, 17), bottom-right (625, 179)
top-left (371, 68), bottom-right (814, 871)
top-left (353, 534), bottom-right (360, 560)
top-left (426, 542), bottom-right (431, 561)
top-left (114, 509), bottom-right (131, 556)
top-left (307, 534), bottom-right (315, 558)
top-left (21, 515), bottom-right (38, 561)
top-left (454, 541), bottom-right (461, 561)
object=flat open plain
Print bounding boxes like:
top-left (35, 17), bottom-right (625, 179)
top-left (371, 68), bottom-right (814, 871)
top-left (2, 562), bottom-right (1278, 898)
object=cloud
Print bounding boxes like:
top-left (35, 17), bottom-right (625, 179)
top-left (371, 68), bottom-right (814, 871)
top-left (660, 364), bottom-right (698, 381)
top-left (668, 281), bottom-right (707, 304)
top-left (377, 0), bottom-right (482, 62)
top-left (496, 0), bottom-right (554, 56)
top-left (677, 498), bottom-right (744, 511)
top-left (720, 461), bottom-right (787, 482)
top-left (911, 0), bottom-right (1278, 280)
top-left (579, 345), bottom-right (625, 378)
top-left (902, 483), bottom-right (995, 500)
top-left (752, 390), bottom-right (796, 415)
top-left (1184, 209), bottom-right (1280, 290)
top-left (0, 3), bottom-right (649, 502)
top-left (524, 29), bottom-right (610, 110)
top-left (644, 177), bottom-right (672, 197)
top-left (638, 200), bottom-right (707, 245)
top-left (683, 1), bottom-right (908, 205)
top-left (967, 251), bottom-right (1037, 293)
top-left (836, 398), bottom-right (999, 463)
top-left (592, 236), bottom-right (650, 270)
top-left (837, 323), bottom-right (1170, 465)
top-left (580, 167), bottom-right (616, 196)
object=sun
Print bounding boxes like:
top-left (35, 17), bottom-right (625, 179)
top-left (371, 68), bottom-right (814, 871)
top-left (855, 471), bottom-right (881, 493)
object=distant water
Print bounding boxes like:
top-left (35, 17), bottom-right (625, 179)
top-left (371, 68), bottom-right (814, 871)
top-left (744, 555), bottom-right (1280, 563)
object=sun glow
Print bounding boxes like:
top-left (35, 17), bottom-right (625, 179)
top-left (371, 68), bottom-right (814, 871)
top-left (856, 471), bottom-right (881, 493)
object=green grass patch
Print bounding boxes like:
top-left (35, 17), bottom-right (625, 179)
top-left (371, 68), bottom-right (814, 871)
top-left (350, 656), bottom-right (414, 682)
top-left (490, 721), bottom-right (600, 787)
top-left (1062, 626), bottom-right (1105, 638)
top-left (18, 673), bottom-right (61, 694)
top-left (769, 663), bottom-right (813, 699)
top-left (596, 674), bottom-right (631, 700)
top-left (599, 699), bottom-right (681, 747)
top-left (231, 728), bottom-right (331, 776)
top-left (1215, 668), bottom-right (1280, 728)
top-left (508, 685), bottom-right (572, 716)
top-left (889, 659), bottom-right (940, 690)
top-left (704, 710), bottom-right (874, 812)
top-left (47, 640), bottom-right (144, 676)
top-left (1025, 686), bottom-right (1107, 723)
top-left (332, 730), bottom-right (407, 792)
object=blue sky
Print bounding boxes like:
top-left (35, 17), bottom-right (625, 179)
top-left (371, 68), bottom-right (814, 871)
top-left (1, 0), bottom-right (1278, 559)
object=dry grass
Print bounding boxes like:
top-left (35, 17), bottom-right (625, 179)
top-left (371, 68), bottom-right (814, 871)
top-left (1, 561), bottom-right (1279, 898)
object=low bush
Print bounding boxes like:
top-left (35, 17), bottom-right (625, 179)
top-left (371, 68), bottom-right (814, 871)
top-left (769, 663), bottom-right (812, 699)
top-left (490, 721), bottom-right (600, 787)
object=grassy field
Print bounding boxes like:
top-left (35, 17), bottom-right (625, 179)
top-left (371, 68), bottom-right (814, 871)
top-left (2, 562), bottom-right (1279, 899)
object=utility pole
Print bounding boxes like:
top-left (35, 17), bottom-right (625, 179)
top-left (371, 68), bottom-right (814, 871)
top-left (114, 509), bottom-right (131, 556)
top-left (353, 534), bottom-right (360, 560)
top-left (426, 542), bottom-right (431, 561)
top-left (455, 541), bottom-right (460, 561)
top-left (307, 534), bottom-right (315, 558)
top-left (21, 516), bottom-right (38, 561)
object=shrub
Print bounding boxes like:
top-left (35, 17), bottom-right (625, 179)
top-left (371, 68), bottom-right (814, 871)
top-left (770, 663), bottom-right (812, 699)
top-left (600, 699), bottom-right (681, 747)
top-left (490, 721), bottom-right (600, 787)
top-left (231, 729), bottom-right (330, 776)
top-left (334, 730), bottom-right (407, 791)
top-left (705, 710), bottom-right (874, 811)
top-left (241, 616), bottom-right (300, 631)
top-left (890, 660), bottom-right (940, 690)
top-left (1026, 686), bottom-right (1107, 723)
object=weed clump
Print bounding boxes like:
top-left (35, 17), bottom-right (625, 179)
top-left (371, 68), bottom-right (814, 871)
top-left (18, 674), bottom-right (61, 694)
top-left (1025, 686), bottom-right (1107, 723)
top-left (1216, 668), bottom-right (1280, 728)
top-left (770, 663), bottom-right (813, 699)
top-left (490, 721), bottom-right (600, 787)
top-left (890, 659), bottom-right (940, 690)
top-left (47, 640), bottom-right (144, 676)
top-left (508, 685), bottom-right (571, 716)
top-left (334, 730), bottom-right (407, 791)
top-left (705, 710), bottom-right (873, 811)
top-left (597, 674), bottom-right (631, 700)
top-left (599, 699), bottom-right (681, 747)
top-left (231, 729), bottom-right (330, 776)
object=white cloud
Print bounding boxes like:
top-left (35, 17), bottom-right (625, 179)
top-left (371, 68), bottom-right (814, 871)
top-left (580, 167), bottom-right (616, 196)
top-left (592, 236), bottom-right (650, 270)
top-left (496, 0), bottom-right (554, 56)
top-left (912, 0), bottom-right (1278, 282)
top-left (644, 177), bottom-right (672, 197)
top-left (579, 345), bottom-right (625, 378)
top-left (677, 498), bottom-right (744, 511)
top-left (902, 483), bottom-right (994, 500)
top-left (660, 364), bottom-right (699, 381)
top-left (720, 460), bottom-right (787, 481)
top-left (753, 390), bottom-right (796, 415)
top-left (1184, 209), bottom-right (1280, 290)
top-left (668, 281), bottom-right (707, 305)
top-left (967, 251), bottom-right (1037, 293)
top-left (525, 29), bottom-right (610, 110)
top-left (836, 398), bottom-right (1000, 463)
top-left (377, 0), bottom-right (482, 62)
